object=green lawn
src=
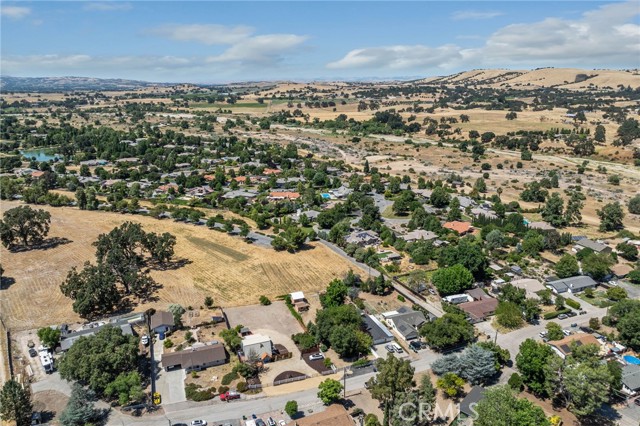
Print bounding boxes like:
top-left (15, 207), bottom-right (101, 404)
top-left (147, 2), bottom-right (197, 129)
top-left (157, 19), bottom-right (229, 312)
top-left (576, 291), bottom-right (615, 308)
top-left (381, 205), bottom-right (412, 220)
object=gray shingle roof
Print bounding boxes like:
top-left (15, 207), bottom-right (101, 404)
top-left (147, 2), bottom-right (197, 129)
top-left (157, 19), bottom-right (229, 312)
top-left (622, 364), bottom-right (640, 391)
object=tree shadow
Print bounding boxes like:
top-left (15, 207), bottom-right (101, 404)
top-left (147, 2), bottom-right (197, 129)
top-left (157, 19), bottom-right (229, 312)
top-left (40, 410), bottom-right (56, 424)
top-left (9, 237), bottom-right (72, 253)
top-left (150, 258), bottom-right (192, 271)
top-left (0, 276), bottom-right (15, 290)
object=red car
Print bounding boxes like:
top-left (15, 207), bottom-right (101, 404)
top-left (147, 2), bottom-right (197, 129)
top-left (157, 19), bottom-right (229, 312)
top-left (220, 391), bottom-right (240, 402)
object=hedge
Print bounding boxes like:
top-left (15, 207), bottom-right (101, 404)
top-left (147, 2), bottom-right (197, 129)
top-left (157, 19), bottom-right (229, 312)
top-left (543, 308), bottom-right (571, 320)
top-left (221, 371), bottom-right (239, 386)
top-left (185, 383), bottom-right (215, 401)
top-left (565, 299), bottom-right (581, 309)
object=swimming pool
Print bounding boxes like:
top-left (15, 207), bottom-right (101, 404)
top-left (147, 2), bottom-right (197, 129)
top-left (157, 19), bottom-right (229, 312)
top-left (321, 193), bottom-right (331, 199)
top-left (623, 355), bottom-right (640, 365)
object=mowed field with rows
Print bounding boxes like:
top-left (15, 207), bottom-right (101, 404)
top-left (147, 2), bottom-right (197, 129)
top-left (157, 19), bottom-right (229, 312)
top-left (0, 201), bottom-right (364, 331)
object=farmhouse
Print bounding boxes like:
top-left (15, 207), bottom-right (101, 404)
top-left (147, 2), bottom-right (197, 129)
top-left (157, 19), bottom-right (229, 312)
top-left (161, 343), bottom-right (227, 372)
top-left (382, 307), bottom-right (430, 341)
top-left (151, 311), bottom-right (175, 334)
top-left (548, 334), bottom-right (601, 359)
top-left (443, 221), bottom-right (473, 235)
top-left (363, 315), bottom-right (394, 345)
top-left (242, 334), bottom-right (273, 359)
top-left (459, 297), bottom-right (499, 323)
top-left (546, 275), bottom-right (597, 294)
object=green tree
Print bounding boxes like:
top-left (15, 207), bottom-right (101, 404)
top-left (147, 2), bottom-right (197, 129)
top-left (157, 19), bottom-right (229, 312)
top-left (555, 254), bottom-right (579, 279)
top-left (597, 202), bottom-right (625, 232)
top-left (37, 327), bottom-right (61, 349)
top-left (581, 252), bottom-right (613, 281)
top-left (317, 378), bottom-right (343, 405)
top-left (606, 286), bottom-right (628, 301)
top-left (320, 279), bottom-right (348, 308)
top-left (59, 383), bottom-right (102, 426)
top-left (432, 344), bottom-right (497, 385)
top-left (168, 304), bottom-right (185, 327)
top-left (496, 301), bottom-right (524, 329)
top-left (104, 371), bottom-right (144, 406)
top-left (284, 400), bottom-right (298, 418)
top-left (438, 237), bottom-right (487, 279)
top-left (546, 322), bottom-right (564, 340)
top-left (474, 385), bottom-right (550, 426)
top-left (446, 197), bottom-right (461, 221)
top-left (329, 325), bottom-right (371, 358)
top-left (629, 195), bottom-right (640, 214)
top-left (616, 242), bottom-right (638, 261)
top-left (541, 193), bottom-right (566, 227)
top-left (521, 231), bottom-right (544, 256)
top-left (431, 264), bottom-right (474, 296)
top-left (564, 190), bottom-right (584, 224)
top-left (515, 339), bottom-right (557, 396)
top-left (367, 354), bottom-right (415, 425)
top-left (485, 229), bottom-right (505, 251)
top-left (420, 313), bottom-right (474, 350)
top-left (59, 262), bottom-right (121, 319)
top-left (0, 206), bottom-right (51, 249)
top-left (477, 341), bottom-right (511, 367)
top-left (594, 125), bottom-right (606, 142)
top-left (0, 380), bottom-right (32, 426)
top-left (57, 326), bottom-right (139, 395)
top-left (508, 373), bottom-right (524, 391)
top-left (437, 372), bottom-right (465, 398)
top-left (429, 186), bottom-right (450, 208)
top-left (474, 177), bottom-right (487, 193)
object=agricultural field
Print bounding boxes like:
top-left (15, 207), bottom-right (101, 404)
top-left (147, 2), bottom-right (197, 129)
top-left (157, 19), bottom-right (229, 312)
top-left (0, 201), bottom-right (365, 331)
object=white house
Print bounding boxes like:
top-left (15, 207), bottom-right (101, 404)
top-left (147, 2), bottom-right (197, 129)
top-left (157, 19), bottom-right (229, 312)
top-left (241, 334), bottom-right (273, 359)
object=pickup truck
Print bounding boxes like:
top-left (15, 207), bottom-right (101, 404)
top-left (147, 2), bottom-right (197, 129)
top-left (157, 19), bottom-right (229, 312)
top-left (220, 391), bottom-right (240, 401)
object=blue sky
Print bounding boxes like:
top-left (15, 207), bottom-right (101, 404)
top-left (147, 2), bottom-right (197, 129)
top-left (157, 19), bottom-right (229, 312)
top-left (1, 1), bottom-right (639, 82)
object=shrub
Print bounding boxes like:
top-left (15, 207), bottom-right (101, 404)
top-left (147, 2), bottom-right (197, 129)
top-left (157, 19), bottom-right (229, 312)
top-left (185, 383), bottom-right (214, 401)
top-left (217, 385), bottom-right (229, 394)
top-left (163, 339), bottom-right (174, 349)
top-left (259, 295), bottom-right (271, 305)
top-left (589, 317), bottom-right (601, 330)
top-left (236, 381), bottom-right (248, 392)
top-left (565, 298), bottom-right (581, 309)
top-left (508, 372), bottom-right (524, 391)
top-left (285, 400), bottom-right (298, 417)
top-left (221, 371), bottom-right (239, 386)
top-left (204, 296), bottom-right (214, 308)
top-left (397, 294), bottom-right (405, 302)
top-left (323, 358), bottom-right (333, 368)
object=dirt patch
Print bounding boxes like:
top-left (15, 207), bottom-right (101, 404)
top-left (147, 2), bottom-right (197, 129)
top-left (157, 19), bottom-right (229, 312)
top-left (32, 390), bottom-right (69, 425)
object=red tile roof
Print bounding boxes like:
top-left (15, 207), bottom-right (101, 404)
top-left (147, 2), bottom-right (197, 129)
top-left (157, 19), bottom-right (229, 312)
top-left (443, 221), bottom-right (473, 234)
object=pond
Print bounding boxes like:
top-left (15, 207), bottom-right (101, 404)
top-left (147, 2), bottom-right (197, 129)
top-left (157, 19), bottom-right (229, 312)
top-left (19, 148), bottom-right (60, 162)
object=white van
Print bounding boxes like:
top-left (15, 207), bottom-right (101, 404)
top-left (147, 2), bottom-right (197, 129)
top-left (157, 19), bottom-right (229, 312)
top-left (392, 342), bottom-right (403, 353)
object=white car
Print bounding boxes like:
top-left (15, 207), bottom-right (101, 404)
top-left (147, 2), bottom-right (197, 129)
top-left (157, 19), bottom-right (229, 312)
top-left (562, 329), bottom-right (572, 336)
top-left (141, 335), bottom-right (150, 346)
top-left (309, 353), bottom-right (325, 361)
top-left (191, 421), bottom-right (207, 426)
top-left (279, 421), bottom-right (287, 426)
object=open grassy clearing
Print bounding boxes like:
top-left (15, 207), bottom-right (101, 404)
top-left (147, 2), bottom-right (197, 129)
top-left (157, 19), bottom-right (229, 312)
top-left (0, 201), bottom-right (365, 331)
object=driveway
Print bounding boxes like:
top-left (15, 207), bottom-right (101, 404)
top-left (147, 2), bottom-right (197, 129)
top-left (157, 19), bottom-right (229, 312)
top-left (154, 338), bottom-right (186, 404)
top-left (618, 280), bottom-right (640, 300)
top-left (618, 400), bottom-right (640, 426)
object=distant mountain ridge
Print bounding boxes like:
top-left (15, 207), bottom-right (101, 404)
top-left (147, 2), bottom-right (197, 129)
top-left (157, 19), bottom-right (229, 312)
top-left (0, 76), bottom-right (174, 92)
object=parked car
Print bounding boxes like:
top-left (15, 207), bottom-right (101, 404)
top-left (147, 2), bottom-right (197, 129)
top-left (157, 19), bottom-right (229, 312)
top-left (385, 344), bottom-right (394, 353)
top-left (566, 311), bottom-right (577, 318)
top-left (141, 335), bottom-right (150, 346)
top-left (557, 314), bottom-right (568, 320)
top-left (279, 421), bottom-right (287, 426)
top-left (634, 398), bottom-right (640, 406)
top-left (191, 421), bottom-right (207, 426)
top-left (570, 323), bottom-right (577, 328)
top-left (28, 348), bottom-right (37, 357)
top-left (220, 391), bottom-right (240, 401)
top-left (256, 420), bottom-right (267, 426)
top-left (539, 331), bottom-right (548, 338)
top-left (392, 343), bottom-right (403, 353)
top-left (267, 417), bottom-right (276, 426)
top-left (579, 310), bottom-right (587, 315)
top-left (309, 353), bottom-right (325, 361)
top-left (562, 329), bottom-right (572, 336)
top-left (409, 341), bottom-right (421, 353)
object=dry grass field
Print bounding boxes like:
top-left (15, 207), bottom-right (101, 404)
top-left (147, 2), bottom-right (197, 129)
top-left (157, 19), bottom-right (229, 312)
top-left (0, 201), bottom-right (364, 331)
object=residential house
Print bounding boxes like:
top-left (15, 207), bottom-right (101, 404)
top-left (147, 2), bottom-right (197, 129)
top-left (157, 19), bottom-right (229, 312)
top-left (222, 189), bottom-right (258, 201)
top-left (344, 230), bottom-right (381, 247)
top-left (546, 275), bottom-right (597, 294)
top-left (263, 168), bottom-right (282, 175)
top-left (290, 291), bottom-right (310, 312)
top-left (115, 157), bottom-right (140, 165)
top-left (574, 238), bottom-right (612, 254)
top-left (186, 186), bottom-right (214, 199)
top-left (329, 186), bottom-right (353, 199)
top-left (443, 221), bottom-right (473, 235)
top-left (465, 288), bottom-right (489, 301)
top-left (363, 315), bottom-right (394, 345)
top-left (455, 196), bottom-right (476, 210)
top-left (153, 183), bottom-right (179, 197)
top-left (548, 333), bottom-right (601, 359)
top-left (459, 297), bottom-right (499, 323)
top-left (286, 404), bottom-right (353, 426)
top-left (382, 307), bottom-right (431, 341)
top-left (457, 386), bottom-right (486, 423)
top-left (241, 334), bottom-right (273, 359)
top-left (30, 170), bottom-right (45, 179)
top-left (268, 191), bottom-right (300, 201)
top-left (275, 177), bottom-right (306, 188)
top-left (60, 323), bottom-right (133, 351)
top-left (402, 229), bottom-right (438, 243)
top-left (510, 278), bottom-right (546, 298)
top-left (471, 208), bottom-right (497, 220)
top-left (151, 311), bottom-right (175, 334)
top-left (161, 343), bottom-right (227, 372)
top-left (622, 364), bottom-right (640, 396)
top-left (289, 209), bottom-right (321, 223)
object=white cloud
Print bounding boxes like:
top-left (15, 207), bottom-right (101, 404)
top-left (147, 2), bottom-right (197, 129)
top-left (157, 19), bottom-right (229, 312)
top-left (148, 23), bottom-right (308, 66)
top-left (83, 2), bottom-right (132, 12)
top-left (452, 10), bottom-right (503, 21)
top-left (1, 5), bottom-right (31, 19)
top-left (147, 24), bottom-right (254, 45)
top-left (328, 1), bottom-right (640, 71)
top-left (327, 44), bottom-right (462, 70)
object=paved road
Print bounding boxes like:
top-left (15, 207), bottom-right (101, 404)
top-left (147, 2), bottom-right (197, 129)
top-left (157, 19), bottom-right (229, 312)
top-left (317, 239), bottom-right (380, 279)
